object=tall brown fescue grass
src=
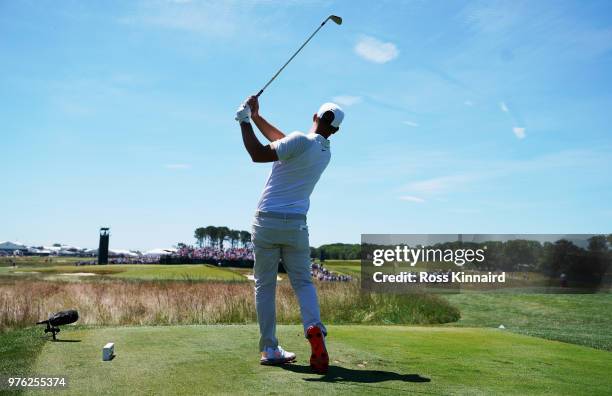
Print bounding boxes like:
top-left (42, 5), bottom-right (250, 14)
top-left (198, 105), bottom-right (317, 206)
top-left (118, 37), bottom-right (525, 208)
top-left (0, 280), bottom-right (459, 332)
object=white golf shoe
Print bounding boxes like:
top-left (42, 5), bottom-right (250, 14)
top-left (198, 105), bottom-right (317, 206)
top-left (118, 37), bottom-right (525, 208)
top-left (260, 345), bottom-right (296, 365)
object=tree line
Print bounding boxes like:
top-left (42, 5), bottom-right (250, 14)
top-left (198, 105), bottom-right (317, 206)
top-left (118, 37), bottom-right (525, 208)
top-left (434, 236), bottom-right (611, 280)
top-left (310, 243), bottom-right (360, 260)
top-left (190, 229), bottom-right (362, 255)
top-left (193, 226), bottom-right (251, 249)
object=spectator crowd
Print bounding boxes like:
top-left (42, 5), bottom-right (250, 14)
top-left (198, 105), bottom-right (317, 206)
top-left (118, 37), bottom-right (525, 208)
top-left (175, 246), bottom-right (254, 262)
top-left (311, 261), bottom-right (352, 282)
top-left (76, 256), bottom-right (160, 265)
top-left (71, 245), bottom-right (352, 283)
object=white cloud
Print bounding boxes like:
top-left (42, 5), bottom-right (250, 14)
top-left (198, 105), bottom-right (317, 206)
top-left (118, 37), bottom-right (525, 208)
top-left (513, 127), bottom-right (526, 139)
top-left (464, 100), bottom-right (474, 106)
top-left (118, 2), bottom-right (239, 37)
top-left (405, 174), bottom-right (475, 195)
top-left (397, 148), bottom-right (605, 199)
top-left (165, 163), bottom-right (191, 170)
top-left (399, 195), bottom-right (425, 203)
top-left (462, 2), bottom-right (524, 33)
top-left (354, 36), bottom-right (399, 64)
top-left (402, 120), bottom-right (419, 127)
top-left (499, 101), bottom-right (509, 112)
top-left (332, 95), bottom-right (362, 107)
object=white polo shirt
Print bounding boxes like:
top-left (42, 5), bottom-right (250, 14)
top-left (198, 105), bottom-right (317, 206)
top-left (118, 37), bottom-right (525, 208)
top-left (256, 131), bottom-right (331, 215)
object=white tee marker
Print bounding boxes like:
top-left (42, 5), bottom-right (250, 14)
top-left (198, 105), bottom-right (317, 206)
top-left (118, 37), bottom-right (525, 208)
top-left (103, 342), bottom-right (115, 361)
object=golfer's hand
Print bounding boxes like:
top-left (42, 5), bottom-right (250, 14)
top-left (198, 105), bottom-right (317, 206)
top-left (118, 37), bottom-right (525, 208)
top-left (246, 96), bottom-right (259, 117)
top-left (235, 101), bottom-right (251, 124)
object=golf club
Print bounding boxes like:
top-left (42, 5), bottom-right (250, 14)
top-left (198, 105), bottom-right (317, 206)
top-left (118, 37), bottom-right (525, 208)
top-left (255, 15), bottom-right (342, 98)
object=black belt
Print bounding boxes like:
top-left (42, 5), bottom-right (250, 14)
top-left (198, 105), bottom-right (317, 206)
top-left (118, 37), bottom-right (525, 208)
top-left (255, 211), bottom-right (307, 221)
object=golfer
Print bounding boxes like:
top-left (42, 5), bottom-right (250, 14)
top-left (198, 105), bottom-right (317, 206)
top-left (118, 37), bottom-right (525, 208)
top-left (236, 95), bottom-right (344, 374)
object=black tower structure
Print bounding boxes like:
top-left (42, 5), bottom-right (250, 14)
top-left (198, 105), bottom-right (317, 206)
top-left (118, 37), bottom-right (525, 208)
top-left (98, 227), bottom-right (110, 265)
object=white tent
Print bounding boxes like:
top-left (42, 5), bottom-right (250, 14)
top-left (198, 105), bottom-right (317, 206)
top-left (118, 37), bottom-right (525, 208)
top-left (44, 244), bottom-right (84, 254)
top-left (109, 249), bottom-right (140, 257)
top-left (27, 247), bottom-right (52, 255)
top-left (144, 248), bottom-right (176, 257)
top-left (0, 241), bottom-right (27, 251)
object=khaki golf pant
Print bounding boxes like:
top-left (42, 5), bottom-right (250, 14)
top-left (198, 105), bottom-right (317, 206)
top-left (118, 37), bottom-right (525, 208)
top-left (252, 214), bottom-right (326, 351)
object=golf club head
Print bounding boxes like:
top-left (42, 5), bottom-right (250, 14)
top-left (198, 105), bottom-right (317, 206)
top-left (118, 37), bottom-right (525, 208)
top-left (328, 15), bottom-right (342, 25)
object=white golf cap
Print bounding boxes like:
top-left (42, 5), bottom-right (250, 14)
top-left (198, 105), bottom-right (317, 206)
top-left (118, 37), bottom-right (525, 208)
top-left (317, 102), bottom-right (344, 128)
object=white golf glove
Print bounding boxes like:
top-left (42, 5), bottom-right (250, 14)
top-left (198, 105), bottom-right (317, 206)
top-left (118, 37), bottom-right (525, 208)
top-left (235, 102), bottom-right (251, 123)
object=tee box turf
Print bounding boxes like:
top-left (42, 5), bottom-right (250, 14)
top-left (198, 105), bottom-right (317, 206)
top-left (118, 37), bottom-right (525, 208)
top-left (103, 342), bottom-right (115, 361)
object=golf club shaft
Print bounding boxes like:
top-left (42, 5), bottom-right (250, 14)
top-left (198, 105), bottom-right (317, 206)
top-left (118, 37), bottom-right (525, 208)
top-left (256, 19), bottom-right (330, 98)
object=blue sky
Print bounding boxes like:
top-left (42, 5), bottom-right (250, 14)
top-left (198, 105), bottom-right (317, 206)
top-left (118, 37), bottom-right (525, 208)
top-left (1, 0), bottom-right (611, 250)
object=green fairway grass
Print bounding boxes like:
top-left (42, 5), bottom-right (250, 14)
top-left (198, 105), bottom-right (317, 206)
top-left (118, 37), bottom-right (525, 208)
top-left (446, 292), bottom-right (612, 351)
top-left (6, 264), bottom-right (245, 281)
top-left (109, 265), bottom-right (244, 281)
top-left (0, 327), bottom-right (46, 377)
top-left (0, 256), bottom-right (90, 267)
top-left (322, 260), bottom-right (361, 276)
top-left (9, 265), bottom-right (123, 276)
top-left (6, 324), bottom-right (610, 395)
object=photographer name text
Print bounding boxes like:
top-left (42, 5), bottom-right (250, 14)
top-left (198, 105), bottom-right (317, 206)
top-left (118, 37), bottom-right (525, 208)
top-left (372, 271), bottom-right (506, 283)
top-left (370, 246), bottom-right (506, 284)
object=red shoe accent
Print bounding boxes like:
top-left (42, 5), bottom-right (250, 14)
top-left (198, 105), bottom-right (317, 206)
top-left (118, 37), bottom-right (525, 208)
top-left (306, 326), bottom-right (328, 374)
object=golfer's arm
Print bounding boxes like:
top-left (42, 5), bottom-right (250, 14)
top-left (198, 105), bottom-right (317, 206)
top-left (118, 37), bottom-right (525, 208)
top-left (240, 122), bottom-right (279, 163)
top-left (252, 114), bottom-right (286, 142)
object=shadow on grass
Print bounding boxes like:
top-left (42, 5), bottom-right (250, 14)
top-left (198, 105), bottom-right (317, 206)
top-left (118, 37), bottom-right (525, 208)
top-left (279, 364), bottom-right (431, 384)
top-left (38, 336), bottom-right (81, 343)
